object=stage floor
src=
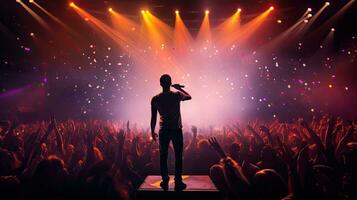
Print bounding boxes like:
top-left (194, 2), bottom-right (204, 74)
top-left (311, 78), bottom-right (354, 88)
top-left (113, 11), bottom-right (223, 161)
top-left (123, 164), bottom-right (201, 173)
top-left (137, 175), bottom-right (221, 200)
top-left (138, 175), bottom-right (218, 191)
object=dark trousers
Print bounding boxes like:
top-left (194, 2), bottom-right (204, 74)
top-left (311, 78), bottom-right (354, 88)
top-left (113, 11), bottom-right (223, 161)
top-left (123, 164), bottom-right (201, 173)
top-left (159, 128), bottom-right (183, 183)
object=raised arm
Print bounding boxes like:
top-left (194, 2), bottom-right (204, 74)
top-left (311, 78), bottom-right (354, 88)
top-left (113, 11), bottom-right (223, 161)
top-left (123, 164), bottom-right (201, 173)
top-left (172, 84), bottom-right (192, 101)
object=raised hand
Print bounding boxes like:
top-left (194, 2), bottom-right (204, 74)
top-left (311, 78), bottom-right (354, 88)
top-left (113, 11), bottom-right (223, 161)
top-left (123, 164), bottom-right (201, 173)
top-left (126, 120), bottom-right (131, 133)
top-left (299, 119), bottom-right (309, 129)
top-left (208, 137), bottom-right (226, 158)
top-left (171, 84), bottom-right (184, 90)
top-left (191, 125), bottom-right (197, 138)
top-left (117, 129), bottom-right (126, 146)
top-left (259, 125), bottom-right (270, 134)
top-left (247, 125), bottom-right (264, 144)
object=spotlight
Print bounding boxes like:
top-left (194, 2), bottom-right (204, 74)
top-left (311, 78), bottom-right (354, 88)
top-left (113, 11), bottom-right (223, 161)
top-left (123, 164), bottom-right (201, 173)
top-left (108, 7), bottom-right (113, 12)
top-left (307, 8), bottom-right (312, 12)
top-left (205, 10), bottom-right (209, 14)
top-left (269, 6), bottom-right (274, 11)
top-left (325, 2), bottom-right (330, 6)
top-left (29, 0), bottom-right (34, 3)
top-left (175, 10), bottom-right (179, 14)
top-left (307, 13), bottom-right (312, 18)
top-left (304, 19), bottom-right (309, 23)
top-left (237, 8), bottom-right (242, 12)
top-left (141, 10), bottom-right (145, 14)
top-left (69, 2), bottom-right (75, 7)
top-left (16, 0), bottom-right (21, 2)
top-left (145, 10), bottom-right (149, 13)
top-left (331, 28), bottom-right (335, 32)
top-left (277, 19), bottom-right (282, 24)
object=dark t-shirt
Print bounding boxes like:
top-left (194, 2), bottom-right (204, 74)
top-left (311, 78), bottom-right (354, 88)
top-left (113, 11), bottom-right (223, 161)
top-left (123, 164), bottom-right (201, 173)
top-left (151, 91), bottom-right (185, 129)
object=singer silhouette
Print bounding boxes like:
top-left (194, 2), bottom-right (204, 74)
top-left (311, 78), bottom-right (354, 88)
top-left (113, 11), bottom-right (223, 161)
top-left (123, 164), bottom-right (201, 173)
top-left (151, 74), bottom-right (192, 191)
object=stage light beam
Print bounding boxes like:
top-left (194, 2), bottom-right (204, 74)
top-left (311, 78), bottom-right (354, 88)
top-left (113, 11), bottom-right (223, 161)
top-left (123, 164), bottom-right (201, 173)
top-left (17, 0), bottom-right (50, 30)
top-left (174, 8), bottom-right (193, 55)
top-left (31, 0), bottom-right (74, 34)
top-left (197, 9), bottom-right (211, 44)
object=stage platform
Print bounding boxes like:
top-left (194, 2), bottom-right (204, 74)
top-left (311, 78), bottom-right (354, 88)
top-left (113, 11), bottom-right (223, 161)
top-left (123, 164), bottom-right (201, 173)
top-left (136, 175), bottom-right (222, 200)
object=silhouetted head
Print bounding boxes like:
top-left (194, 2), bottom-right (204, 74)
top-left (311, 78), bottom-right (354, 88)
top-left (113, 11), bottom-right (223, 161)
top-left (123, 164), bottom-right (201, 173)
top-left (261, 145), bottom-right (276, 162)
top-left (33, 155), bottom-right (67, 184)
top-left (252, 169), bottom-right (287, 200)
top-left (160, 74), bottom-right (171, 89)
top-left (0, 176), bottom-right (23, 200)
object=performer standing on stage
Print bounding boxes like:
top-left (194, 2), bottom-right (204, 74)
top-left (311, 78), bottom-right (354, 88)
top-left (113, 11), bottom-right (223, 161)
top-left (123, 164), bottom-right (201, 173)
top-left (150, 74), bottom-right (192, 191)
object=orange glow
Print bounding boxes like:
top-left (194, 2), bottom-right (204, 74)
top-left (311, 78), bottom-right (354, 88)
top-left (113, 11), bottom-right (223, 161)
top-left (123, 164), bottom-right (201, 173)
top-left (214, 9), bottom-right (241, 44)
top-left (174, 10), bottom-right (193, 55)
top-left (196, 11), bottom-right (211, 44)
top-left (269, 6), bottom-right (274, 11)
top-left (151, 176), bottom-right (189, 188)
top-left (237, 8), bottom-right (242, 13)
top-left (141, 10), bottom-right (145, 14)
top-left (144, 11), bottom-right (174, 44)
top-left (108, 7), bottom-right (113, 12)
top-left (141, 10), bottom-right (182, 72)
top-left (69, 2), bottom-right (75, 7)
top-left (109, 9), bottom-right (141, 39)
top-left (217, 7), bottom-right (273, 48)
top-left (175, 10), bottom-right (179, 14)
top-left (71, 4), bottom-right (139, 55)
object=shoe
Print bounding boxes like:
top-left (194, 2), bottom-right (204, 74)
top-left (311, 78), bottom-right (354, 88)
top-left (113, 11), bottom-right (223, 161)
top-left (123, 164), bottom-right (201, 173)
top-left (160, 181), bottom-right (169, 191)
top-left (174, 181), bottom-right (187, 191)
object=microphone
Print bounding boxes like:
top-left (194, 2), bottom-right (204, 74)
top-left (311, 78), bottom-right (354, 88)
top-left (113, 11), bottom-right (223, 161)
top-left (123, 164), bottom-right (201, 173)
top-left (171, 84), bottom-right (185, 88)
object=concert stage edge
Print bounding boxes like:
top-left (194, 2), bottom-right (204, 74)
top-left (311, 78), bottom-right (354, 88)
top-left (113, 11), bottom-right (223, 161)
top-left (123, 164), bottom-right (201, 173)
top-left (136, 175), bottom-right (222, 200)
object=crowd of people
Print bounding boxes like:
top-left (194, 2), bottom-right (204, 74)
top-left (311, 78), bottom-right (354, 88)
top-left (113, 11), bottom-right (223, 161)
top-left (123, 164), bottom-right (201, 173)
top-left (0, 115), bottom-right (356, 200)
